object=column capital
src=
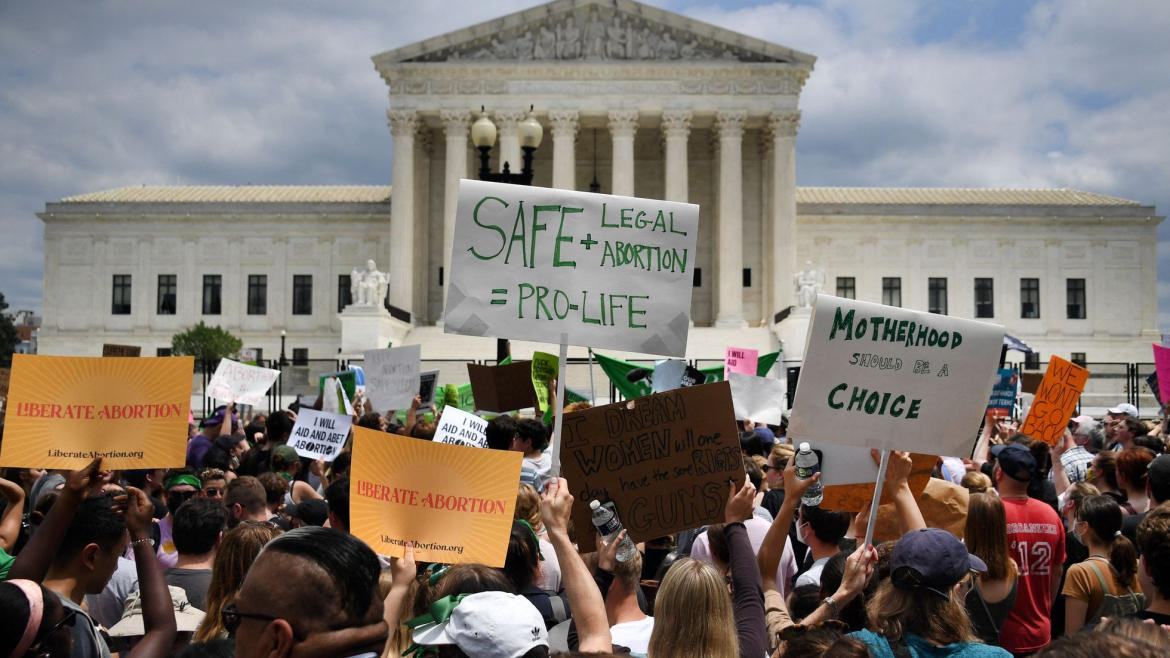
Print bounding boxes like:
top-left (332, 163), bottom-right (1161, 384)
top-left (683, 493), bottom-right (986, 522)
top-left (661, 110), bottom-right (692, 139)
top-left (768, 110), bottom-right (801, 138)
top-left (548, 110), bottom-right (580, 138)
top-left (608, 109), bottom-right (640, 138)
top-left (716, 110), bottom-right (747, 138)
top-left (387, 109), bottom-right (419, 137)
top-left (439, 110), bottom-right (472, 137)
top-left (494, 108), bottom-right (527, 135)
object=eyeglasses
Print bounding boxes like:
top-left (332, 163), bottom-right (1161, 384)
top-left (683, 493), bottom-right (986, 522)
top-left (221, 602), bottom-right (280, 636)
top-left (25, 608), bottom-right (78, 657)
top-left (761, 464), bottom-right (776, 473)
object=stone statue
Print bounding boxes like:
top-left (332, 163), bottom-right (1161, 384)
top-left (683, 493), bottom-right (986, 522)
top-left (637, 27), bottom-right (655, 59)
top-left (606, 15), bottom-right (627, 59)
top-left (794, 261), bottom-right (825, 309)
top-left (584, 10), bottom-right (607, 58)
top-left (680, 38), bottom-right (699, 59)
top-left (658, 30), bottom-right (679, 59)
top-left (534, 23), bottom-right (556, 59)
top-left (513, 30), bottom-right (534, 60)
top-left (350, 259), bottom-right (389, 308)
top-left (557, 15), bottom-right (580, 59)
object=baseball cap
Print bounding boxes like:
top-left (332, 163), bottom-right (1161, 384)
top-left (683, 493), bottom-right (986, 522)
top-left (739, 427), bottom-right (776, 457)
top-left (272, 445), bottom-right (300, 470)
top-left (285, 499), bottom-right (329, 527)
top-left (1107, 403), bottom-right (1139, 419)
top-left (108, 585), bottom-right (205, 637)
top-left (410, 591), bottom-right (548, 658)
top-left (200, 405), bottom-right (239, 429)
top-left (1148, 454), bottom-right (1170, 495)
top-left (891, 528), bottom-right (986, 599)
top-left (995, 444), bottom-right (1036, 482)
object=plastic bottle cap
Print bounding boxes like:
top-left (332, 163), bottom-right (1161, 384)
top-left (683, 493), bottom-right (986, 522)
top-left (798, 442), bottom-right (811, 452)
top-left (589, 500), bottom-right (601, 510)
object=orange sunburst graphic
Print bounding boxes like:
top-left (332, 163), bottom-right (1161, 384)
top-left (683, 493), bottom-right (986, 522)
top-left (349, 426), bottom-right (522, 567)
top-left (0, 355), bottom-right (193, 469)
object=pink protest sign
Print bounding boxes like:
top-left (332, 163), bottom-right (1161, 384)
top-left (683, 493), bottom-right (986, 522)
top-left (1153, 343), bottom-right (1170, 405)
top-left (725, 347), bottom-right (759, 378)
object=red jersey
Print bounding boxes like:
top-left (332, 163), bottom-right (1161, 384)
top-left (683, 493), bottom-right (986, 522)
top-left (999, 496), bottom-right (1065, 653)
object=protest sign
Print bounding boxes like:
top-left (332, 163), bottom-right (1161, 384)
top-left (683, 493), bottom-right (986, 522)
top-left (434, 406), bottom-right (488, 448)
top-left (363, 345), bottom-right (421, 411)
top-left (102, 344), bottom-right (141, 357)
top-left (238, 348), bottom-right (259, 364)
top-left (1019, 356), bottom-right (1089, 446)
top-left (725, 347), bottom-right (758, 378)
top-left (1153, 344), bottom-right (1170, 405)
top-left (651, 359), bottom-right (686, 393)
top-left (467, 361), bottom-right (538, 412)
top-left (0, 367), bottom-right (9, 398)
top-left (288, 408), bottom-right (352, 461)
top-left (206, 358), bottom-right (280, 406)
top-left (418, 370), bottom-right (440, 407)
top-left (987, 368), bottom-right (1017, 418)
top-left (789, 295), bottom-right (1005, 458)
top-left (321, 376), bottom-right (355, 416)
top-left (814, 445), bottom-right (935, 512)
top-left (1147, 372), bottom-right (1162, 407)
top-left (444, 180), bottom-right (700, 357)
top-left (0, 355), bottom-right (193, 468)
top-left (1020, 372), bottom-right (1043, 395)
top-left (532, 351), bottom-right (558, 412)
top-left (560, 381), bottom-right (741, 551)
top-left (318, 370), bottom-right (357, 402)
top-left (871, 478), bottom-right (969, 543)
top-left (350, 427), bottom-right (522, 567)
top-left (727, 372), bottom-right (787, 425)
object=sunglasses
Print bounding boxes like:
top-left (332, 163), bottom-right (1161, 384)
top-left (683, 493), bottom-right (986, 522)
top-left (202, 487), bottom-right (222, 497)
top-left (25, 608), bottom-right (78, 657)
top-left (221, 602), bottom-right (280, 636)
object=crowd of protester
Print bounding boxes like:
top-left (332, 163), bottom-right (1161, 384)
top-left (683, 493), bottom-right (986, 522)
top-left (1, 386), bottom-right (1169, 657)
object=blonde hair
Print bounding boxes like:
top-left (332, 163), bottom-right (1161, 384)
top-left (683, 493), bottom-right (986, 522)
top-left (960, 471), bottom-right (992, 494)
top-left (514, 484), bottom-right (542, 531)
top-left (866, 578), bottom-right (978, 646)
top-left (770, 442), bottom-right (795, 468)
top-left (564, 401), bottom-right (592, 413)
top-left (194, 521), bottom-right (282, 642)
top-left (649, 558), bottom-right (738, 658)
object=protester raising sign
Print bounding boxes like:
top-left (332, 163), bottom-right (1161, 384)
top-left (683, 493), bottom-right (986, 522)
top-left (560, 381), bottom-right (741, 551)
top-left (288, 408), bottom-right (352, 461)
top-left (987, 368), bottom-right (1018, 418)
top-left (727, 372), bottom-right (787, 425)
top-left (724, 347), bottom-right (758, 378)
top-left (531, 351), bottom-right (558, 412)
top-left (0, 355), bottom-right (193, 469)
top-left (363, 345), bottom-right (421, 411)
top-left (443, 180), bottom-right (700, 357)
top-left (206, 358), bottom-right (280, 406)
top-left (349, 427), bottom-right (522, 567)
top-left (1019, 356), bottom-right (1090, 446)
top-left (434, 406), bottom-right (488, 449)
top-left (789, 295), bottom-right (1005, 457)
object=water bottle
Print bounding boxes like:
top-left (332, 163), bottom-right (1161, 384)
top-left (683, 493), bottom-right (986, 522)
top-left (590, 500), bottom-right (638, 562)
top-left (794, 442), bottom-right (823, 507)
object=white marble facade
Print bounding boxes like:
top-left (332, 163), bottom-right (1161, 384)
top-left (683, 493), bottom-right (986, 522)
top-left (36, 0), bottom-right (1163, 363)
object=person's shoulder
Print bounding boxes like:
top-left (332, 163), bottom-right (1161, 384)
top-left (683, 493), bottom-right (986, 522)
top-left (847, 629), bottom-right (891, 653)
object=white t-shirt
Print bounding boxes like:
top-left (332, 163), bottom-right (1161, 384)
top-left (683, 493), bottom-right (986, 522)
top-left (525, 451), bottom-right (552, 480)
top-left (536, 537), bottom-right (562, 592)
top-left (794, 556), bottom-right (830, 588)
top-left (610, 616), bottom-right (654, 656)
top-left (689, 517), bottom-right (798, 598)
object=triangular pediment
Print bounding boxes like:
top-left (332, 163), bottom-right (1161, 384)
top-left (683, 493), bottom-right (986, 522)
top-left (373, 0), bottom-right (815, 67)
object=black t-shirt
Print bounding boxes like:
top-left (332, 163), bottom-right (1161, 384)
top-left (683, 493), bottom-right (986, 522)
top-left (1122, 510), bottom-right (1148, 553)
top-left (1133, 608), bottom-right (1170, 626)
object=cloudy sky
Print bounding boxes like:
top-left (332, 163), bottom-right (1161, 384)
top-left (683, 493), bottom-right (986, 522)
top-left (2, 0), bottom-right (1168, 325)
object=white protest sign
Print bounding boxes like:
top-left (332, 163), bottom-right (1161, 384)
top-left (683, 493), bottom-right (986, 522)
top-left (288, 408), bottom-right (352, 461)
top-left (434, 406), bottom-right (488, 449)
top-left (444, 180), bottom-right (700, 357)
top-left (789, 295), bottom-right (1005, 457)
top-left (418, 370), bottom-right (440, 408)
top-left (206, 358), bottom-right (280, 406)
top-left (363, 345), bottom-right (421, 411)
top-left (322, 377), bottom-right (355, 416)
top-left (728, 372), bottom-right (787, 425)
top-left (651, 359), bottom-right (687, 393)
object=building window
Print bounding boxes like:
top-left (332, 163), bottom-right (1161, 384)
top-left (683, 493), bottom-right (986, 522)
top-left (202, 275), bottom-right (222, 315)
top-left (1024, 352), bottom-right (1041, 370)
top-left (292, 275), bottom-right (313, 315)
top-left (111, 274), bottom-right (132, 315)
top-left (881, 277), bottom-right (902, 307)
top-left (1071, 352), bottom-right (1087, 367)
top-left (247, 275), bottom-right (267, 315)
top-left (438, 266), bottom-right (444, 287)
top-left (292, 348), bottom-right (309, 366)
top-left (974, 278), bottom-right (994, 318)
top-left (156, 347), bottom-right (172, 356)
top-left (1020, 278), bottom-right (1040, 319)
top-left (928, 278), bottom-right (948, 315)
top-left (156, 275), bottom-right (176, 315)
top-left (338, 275), bottom-right (352, 312)
top-left (836, 277), bottom-right (856, 300)
top-left (693, 268), bottom-right (702, 288)
top-left (742, 268), bottom-right (751, 287)
top-left (1067, 278), bottom-right (1086, 319)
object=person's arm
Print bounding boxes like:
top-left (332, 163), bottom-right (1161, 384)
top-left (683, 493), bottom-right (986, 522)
top-left (382, 543), bottom-right (416, 657)
top-left (875, 450), bottom-right (925, 534)
top-left (725, 479), bottom-right (767, 658)
top-left (124, 486), bottom-right (177, 656)
top-left (799, 543), bottom-right (878, 626)
top-left (292, 480), bottom-right (324, 502)
top-left (541, 477), bottom-right (611, 653)
top-left (220, 402), bottom-right (235, 438)
top-left (1051, 431), bottom-right (1073, 495)
top-left (1064, 596), bottom-right (1088, 635)
top-left (594, 528), bottom-right (626, 600)
top-left (757, 459), bottom-right (818, 590)
top-left (9, 458), bottom-right (106, 582)
top-left (404, 395), bottom-right (422, 435)
top-left (0, 476), bottom-right (26, 551)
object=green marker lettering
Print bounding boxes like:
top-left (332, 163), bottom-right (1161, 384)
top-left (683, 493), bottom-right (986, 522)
top-left (468, 196), bottom-right (508, 261)
top-left (530, 204), bottom-right (555, 269)
top-left (505, 201), bottom-right (528, 267)
top-left (554, 206), bottom-right (582, 268)
top-left (628, 295), bottom-right (648, 329)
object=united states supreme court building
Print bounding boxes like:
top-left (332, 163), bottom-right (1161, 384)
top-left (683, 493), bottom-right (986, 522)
top-left (36, 0), bottom-right (1162, 367)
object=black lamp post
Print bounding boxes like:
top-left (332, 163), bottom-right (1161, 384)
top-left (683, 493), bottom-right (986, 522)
top-left (470, 106), bottom-right (544, 363)
top-left (279, 330), bottom-right (288, 367)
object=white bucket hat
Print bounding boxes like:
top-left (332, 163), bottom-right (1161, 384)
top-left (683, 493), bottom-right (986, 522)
top-left (108, 585), bottom-right (205, 637)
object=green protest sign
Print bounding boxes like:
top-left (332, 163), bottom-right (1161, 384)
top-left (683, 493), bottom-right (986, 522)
top-left (532, 351), bottom-right (558, 412)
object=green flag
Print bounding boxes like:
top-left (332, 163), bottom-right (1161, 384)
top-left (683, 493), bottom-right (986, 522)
top-left (595, 350), bottom-right (781, 400)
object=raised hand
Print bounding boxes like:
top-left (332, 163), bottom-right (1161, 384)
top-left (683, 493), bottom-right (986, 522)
top-left (597, 528), bottom-right (626, 573)
top-left (724, 476), bottom-right (756, 523)
top-left (541, 477), bottom-right (575, 537)
top-left (63, 458), bottom-right (107, 501)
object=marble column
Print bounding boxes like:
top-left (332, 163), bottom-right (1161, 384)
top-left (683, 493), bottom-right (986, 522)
top-left (549, 110), bottom-right (579, 190)
top-left (495, 108), bottom-right (526, 174)
top-left (715, 110), bottom-right (747, 328)
top-left (608, 110), bottom-right (639, 197)
top-left (440, 110), bottom-right (471, 318)
top-left (388, 109), bottom-right (418, 318)
top-left (769, 110), bottom-right (800, 316)
top-left (661, 110), bottom-right (691, 203)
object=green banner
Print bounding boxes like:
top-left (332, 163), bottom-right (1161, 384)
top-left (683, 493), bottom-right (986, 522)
top-left (595, 350), bottom-right (781, 401)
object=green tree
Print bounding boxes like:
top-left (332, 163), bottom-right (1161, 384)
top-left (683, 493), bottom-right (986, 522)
top-left (0, 292), bottom-right (18, 367)
top-left (170, 322), bottom-right (242, 369)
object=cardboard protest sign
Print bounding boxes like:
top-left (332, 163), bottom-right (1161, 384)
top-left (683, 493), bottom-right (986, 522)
top-left (102, 344), bottom-right (141, 357)
top-left (871, 478), bottom-right (968, 543)
top-left (206, 358), bottom-right (280, 406)
top-left (789, 295), bottom-right (1005, 458)
top-left (560, 381), bottom-right (741, 551)
top-left (444, 179), bottom-right (700, 357)
top-left (1019, 356), bottom-right (1089, 445)
top-left (467, 361), bottom-right (538, 412)
top-left (0, 367), bottom-right (9, 398)
top-left (288, 408), bottom-right (352, 461)
top-left (350, 427), bottom-right (522, 567)
top-left (0, 355), bottom-right (193, 468)
top-left (1020, 373), bottom-right (1043, 395)
top-left (434, 406), bottom-right (488, 448)
top-left (363, 345), bottom-right (421, 411)
top-left (725, 347), bottom-right (759, 378)
top-left (727, 372), bottom-right (786, 425)
top-left (418, 370), bottom-right (440, 408)
top-left (1154, 344), bottom-right (1170, 405)
top-left (816, 446), bottom-right (936, 513)
top-left (987, 368), bottom-right (1017, 418)
top-left (531, 351), bottom-right (558, 412)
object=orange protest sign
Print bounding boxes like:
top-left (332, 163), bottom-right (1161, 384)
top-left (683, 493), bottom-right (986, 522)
top-left (0, 355), bottom-right (193, 469)
top-left (820, 453), bottom-right (936, 512)
top-left (349, 426), bottom-right (522, 567)
top-left (1019, 356), bottom-right (1089, 445)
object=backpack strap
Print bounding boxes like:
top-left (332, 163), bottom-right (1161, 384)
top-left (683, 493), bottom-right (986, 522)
top-left (1085, 559), bottom-right (1112, 594)
top-left (549, 594), bottom-right (569, 623)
